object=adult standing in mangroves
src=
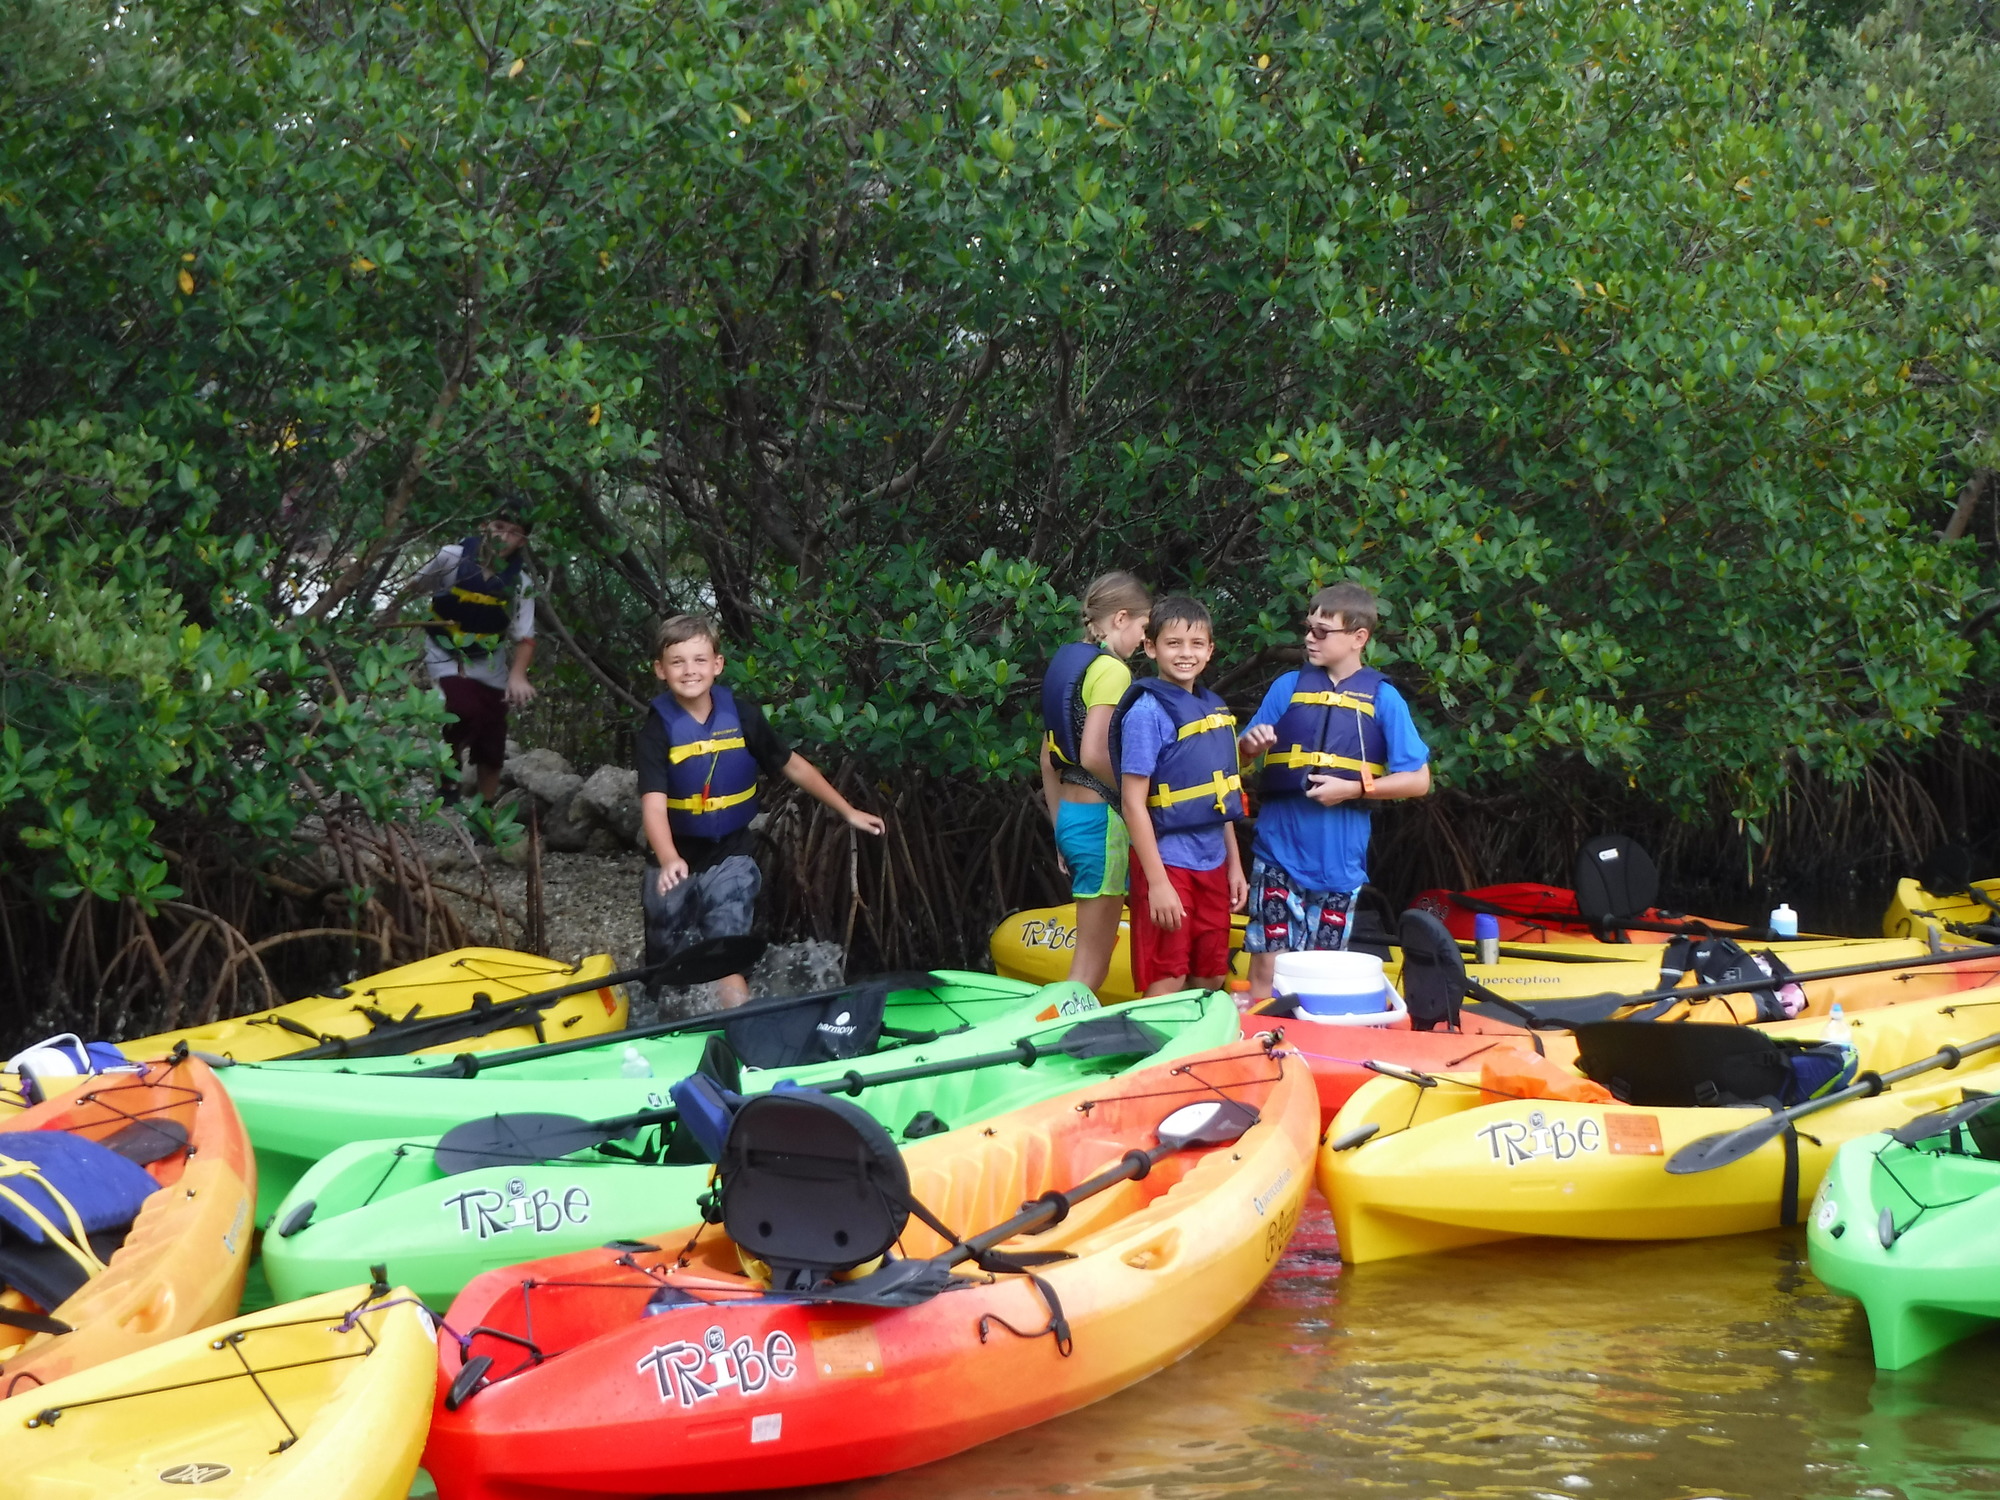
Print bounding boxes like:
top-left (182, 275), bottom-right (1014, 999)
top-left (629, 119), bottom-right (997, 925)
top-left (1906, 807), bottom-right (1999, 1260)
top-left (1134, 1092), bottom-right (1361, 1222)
top-left (1038, 572), bottom-right (1152, 992)
top-left (1237, 582), bottom-right (1432, 999)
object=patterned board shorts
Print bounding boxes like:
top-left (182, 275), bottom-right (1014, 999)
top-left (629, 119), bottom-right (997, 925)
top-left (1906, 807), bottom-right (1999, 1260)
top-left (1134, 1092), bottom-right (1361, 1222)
top-left (1242, 856), bottom-right (1356, 954)
top-left (641, 853), bottom-right (761, 967)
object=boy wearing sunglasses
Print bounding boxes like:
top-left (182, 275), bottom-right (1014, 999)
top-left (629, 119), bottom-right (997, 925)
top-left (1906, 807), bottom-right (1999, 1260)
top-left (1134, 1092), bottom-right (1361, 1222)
top-left (1236, 583), bottom-right (1432, 998)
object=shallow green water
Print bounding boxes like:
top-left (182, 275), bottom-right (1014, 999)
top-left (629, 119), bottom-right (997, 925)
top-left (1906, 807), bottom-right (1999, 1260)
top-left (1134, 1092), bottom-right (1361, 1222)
top-left (789, 1196), bottom-right (2000, 1500)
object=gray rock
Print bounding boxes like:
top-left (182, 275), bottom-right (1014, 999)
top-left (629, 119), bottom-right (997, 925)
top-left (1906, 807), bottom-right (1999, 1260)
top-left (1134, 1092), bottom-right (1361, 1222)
top-left (539, 793), bottom-right (593, 853)
top-left (628, 939), bottom-right (850, 1027)
top-left (574, 765), bottom-right (644, 849)
top-left (502, 748), bottom-right (583, 811)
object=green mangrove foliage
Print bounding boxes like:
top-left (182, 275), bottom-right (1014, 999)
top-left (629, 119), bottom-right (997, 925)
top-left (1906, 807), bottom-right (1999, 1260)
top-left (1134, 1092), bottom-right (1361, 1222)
top-left (2, 0), bottom-right (1997, 910)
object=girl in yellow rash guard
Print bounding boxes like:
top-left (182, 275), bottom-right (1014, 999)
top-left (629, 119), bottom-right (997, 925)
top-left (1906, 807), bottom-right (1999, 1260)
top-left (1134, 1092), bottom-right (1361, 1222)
top-left (1038, 572), bottom-right (1151, 993)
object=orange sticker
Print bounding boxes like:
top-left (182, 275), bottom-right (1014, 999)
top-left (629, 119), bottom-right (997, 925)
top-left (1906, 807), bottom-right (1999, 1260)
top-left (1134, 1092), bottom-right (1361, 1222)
top-left (601, 988), bottom-right (617, 1016)
top-left (808, 1320), bottom-right (883, 1379)
top-left (1605, 1113), bottom-right (1663, 1155)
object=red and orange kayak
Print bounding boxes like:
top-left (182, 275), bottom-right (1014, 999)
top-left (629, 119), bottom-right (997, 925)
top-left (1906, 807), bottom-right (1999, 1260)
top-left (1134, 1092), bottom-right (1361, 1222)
top-left (425, 1041), bottom-right (1317, 1495)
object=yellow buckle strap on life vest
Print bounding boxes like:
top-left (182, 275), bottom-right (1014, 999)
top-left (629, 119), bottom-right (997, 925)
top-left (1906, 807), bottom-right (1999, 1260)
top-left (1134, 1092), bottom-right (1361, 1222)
top-left (450, 586), bottom-right (508, 608)
top-left (1149, 769), bottom-right (1243, 813)
top-left (1287, 691), bottom-right (1376, 715)
top-left (0, 1154), bottom-right (111, 1282)
top-left (1174, 711), bottom-right (1237, 741)
top-left (667, 732), bottom-right (749, 766)
top-left (663, 785), bottom-right (759, 815)
top-left (1265, 747), bottom-right (1387, 776)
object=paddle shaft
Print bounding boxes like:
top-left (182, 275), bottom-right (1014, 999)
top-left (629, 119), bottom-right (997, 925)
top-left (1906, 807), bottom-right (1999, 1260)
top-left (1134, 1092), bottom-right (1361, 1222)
top-left (282, 964), bottom-right (655, 1059)
top-left (940, 1140), bottom-right (1175, 1269)
top-left (395, 975), bottom-right (966, 1077)
top-left (1476, 939), bottom-right (2000, 1018)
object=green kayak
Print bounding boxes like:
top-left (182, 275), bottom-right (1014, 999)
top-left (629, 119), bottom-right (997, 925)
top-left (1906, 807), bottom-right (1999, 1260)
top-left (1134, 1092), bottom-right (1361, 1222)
top-left (259, 986), bottom-right (1239, 1306)
top-left (1808, 1092), bottom-right (2000, 1368)
top-left (219, 970), bottom-right (1102, 1221)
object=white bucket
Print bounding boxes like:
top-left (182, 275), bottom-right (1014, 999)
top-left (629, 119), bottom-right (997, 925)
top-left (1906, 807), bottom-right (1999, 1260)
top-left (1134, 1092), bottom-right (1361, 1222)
top-left (1285, 984), bottom-right (1409, 1031)
top-left (1274, 951), bottom-right (1389, 1015)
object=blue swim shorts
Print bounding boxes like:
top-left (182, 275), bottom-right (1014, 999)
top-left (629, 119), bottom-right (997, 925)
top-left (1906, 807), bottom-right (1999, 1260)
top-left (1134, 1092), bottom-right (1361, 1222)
top-left (1054, 801), bottom-right (1130, 900)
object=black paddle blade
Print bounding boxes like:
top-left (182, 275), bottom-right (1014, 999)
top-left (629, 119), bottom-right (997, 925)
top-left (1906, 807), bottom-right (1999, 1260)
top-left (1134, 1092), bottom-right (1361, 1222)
top-left (654, 934), bottom-right (769, 989)
top-left (1056, 1015), bottom-right (1166, 1060)
top-left (798, 1256), bottom-right (963, 1308)
top-left (97, 1117), bottom-right (190, 1166)
top-left (435, 1112), bottom-right (616, 1175)
top-left (1664, 1115), bottom-right (1782, 1175)
top-left (1157, 1099), bottom-right (1259, 1149)
top-left (1890, 1092), bottom-right (2000, 1145)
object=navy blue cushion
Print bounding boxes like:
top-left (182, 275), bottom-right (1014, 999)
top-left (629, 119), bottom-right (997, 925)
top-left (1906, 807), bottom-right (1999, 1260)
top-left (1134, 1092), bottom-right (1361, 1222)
top-left (0, 1131), bottom-right (159, 1245)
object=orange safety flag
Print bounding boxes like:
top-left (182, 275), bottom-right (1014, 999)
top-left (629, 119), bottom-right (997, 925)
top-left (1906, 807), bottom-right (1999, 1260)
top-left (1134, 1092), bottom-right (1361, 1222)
top-left (1479, 1049), bottom-right (1615, 1105)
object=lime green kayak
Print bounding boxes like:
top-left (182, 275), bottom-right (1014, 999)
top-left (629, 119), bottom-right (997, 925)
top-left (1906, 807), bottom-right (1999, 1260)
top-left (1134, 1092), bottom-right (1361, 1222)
top-left (219, 971), bottom-right (1091, 1221)
top-left (1809, 1093), bottom-right (2000, 1367)
top-left (259, 986), bottom-right (1240, 1306)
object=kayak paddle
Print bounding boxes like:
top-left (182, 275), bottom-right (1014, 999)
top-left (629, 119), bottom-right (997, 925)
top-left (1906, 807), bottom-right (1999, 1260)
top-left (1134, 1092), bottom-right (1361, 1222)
top-left (1665, 1027), bottom-right (2000, 1174)
top-left (426, 1013), bottom-right (1171, 1175)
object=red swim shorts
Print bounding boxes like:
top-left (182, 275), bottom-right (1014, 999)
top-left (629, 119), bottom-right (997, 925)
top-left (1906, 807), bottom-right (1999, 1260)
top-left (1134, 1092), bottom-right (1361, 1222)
top-left (1128, 858), bottom-right (1233, 990)
top-left (439, 675), bottom-right (509, 771)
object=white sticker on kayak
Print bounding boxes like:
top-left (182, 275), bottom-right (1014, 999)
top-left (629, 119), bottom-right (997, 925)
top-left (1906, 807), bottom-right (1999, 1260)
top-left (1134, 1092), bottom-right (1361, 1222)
top-left (751, 1412), bottom-right (783, 1443)
top-left (639, 1326), bottom-right (798, 1409)
top-left (443, 1182), bottom-right (591, 1239)
top-left (1478, 1111), bottom-right (1602, 1167)
top-left (1020, 919), bottom-right (1078, 952)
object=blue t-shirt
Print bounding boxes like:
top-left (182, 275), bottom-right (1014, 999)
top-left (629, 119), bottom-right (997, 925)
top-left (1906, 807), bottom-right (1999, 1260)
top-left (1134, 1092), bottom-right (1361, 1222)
top-left (1246, 671), bottom-right (1430, 893)
top-left (1116, 691), bottom-right (1230, 872)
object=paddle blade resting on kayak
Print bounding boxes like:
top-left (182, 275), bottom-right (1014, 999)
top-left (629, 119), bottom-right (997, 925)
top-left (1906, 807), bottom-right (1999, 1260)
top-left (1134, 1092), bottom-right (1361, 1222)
top-left (423, 1039), bottom-right (1317, 1497)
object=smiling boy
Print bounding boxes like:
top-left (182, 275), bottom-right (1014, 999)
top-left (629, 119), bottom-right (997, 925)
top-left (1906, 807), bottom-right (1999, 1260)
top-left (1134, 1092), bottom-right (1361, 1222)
top-left (1237, 582), bottom-right (1432, 999)
top-left (637, 614), bottom-right (885, 1008)
top-left (1114, 598), bottom-right (1248, 996)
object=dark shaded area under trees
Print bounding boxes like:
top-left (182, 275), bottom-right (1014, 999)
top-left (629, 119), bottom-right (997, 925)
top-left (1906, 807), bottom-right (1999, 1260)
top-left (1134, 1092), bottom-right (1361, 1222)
top-left (5, 0), bottom-right (2000, 1040)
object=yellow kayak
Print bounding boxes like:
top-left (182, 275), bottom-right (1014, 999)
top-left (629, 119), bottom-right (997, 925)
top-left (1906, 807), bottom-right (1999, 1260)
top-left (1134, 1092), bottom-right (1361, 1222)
top-left (0, 1285), bottom-right (433, 1498)
top-left (991, 903), bottom-right (1942, 1006)
top-left (4, 949), bottom-right (627, 1113)
top-left (1883, 874), bottom-right (2000, 948)
top-left (1318, 987), bottom-right (2000, 1264)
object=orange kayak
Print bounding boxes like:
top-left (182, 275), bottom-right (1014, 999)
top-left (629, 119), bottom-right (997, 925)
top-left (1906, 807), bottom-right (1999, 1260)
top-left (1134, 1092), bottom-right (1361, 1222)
top-left (425, 1040), bottom-right (1317, 1495)
top-left (0, 1051), bottom-right (254, 1391)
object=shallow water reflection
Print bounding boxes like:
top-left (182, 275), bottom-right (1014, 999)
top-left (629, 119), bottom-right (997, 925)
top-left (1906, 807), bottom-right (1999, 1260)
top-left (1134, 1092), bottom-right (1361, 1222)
top-left (805, 1196), bottom-right (2000, 1500)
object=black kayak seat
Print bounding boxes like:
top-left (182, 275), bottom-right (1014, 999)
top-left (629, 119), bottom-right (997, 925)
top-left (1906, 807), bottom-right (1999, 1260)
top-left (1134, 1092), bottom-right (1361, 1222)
top-left (719, 1092), bottom-right (911, 1292)
top-left (1573, 1020), bottom-right (1790, 1107)
top-left (1397, 908), bottom-right (1471, 1032)
top-left (724, 979), bottom-right (890, 1070)
top-left (1573, 835), bottom-right (1660, 938)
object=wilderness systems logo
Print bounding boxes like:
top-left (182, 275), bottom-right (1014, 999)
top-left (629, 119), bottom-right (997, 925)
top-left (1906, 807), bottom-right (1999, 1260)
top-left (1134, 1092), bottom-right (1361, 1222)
top-left (443, 1178), bottom-right (592, 1239)
top-left (1477, 1110), bottom-right (1602, 1167)
top-left (1020, 919), bottom-right (1077, 952)
top-left (159, 1464), bottom-right (232, 1485)
top-left (639, 1325), bottom-right (799, 1409)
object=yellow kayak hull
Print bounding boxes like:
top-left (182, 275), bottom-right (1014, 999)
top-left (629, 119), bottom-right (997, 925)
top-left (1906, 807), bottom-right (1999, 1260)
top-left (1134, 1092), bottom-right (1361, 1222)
top-left (1318, 990), bottom-right (2000, 1264)
top-left (1, 1287), bottom-right (434, 1499)
top-left (991, 903), bottom-right (1945, 1006)
top-left (1883, 875), bottom-right (2000, 947)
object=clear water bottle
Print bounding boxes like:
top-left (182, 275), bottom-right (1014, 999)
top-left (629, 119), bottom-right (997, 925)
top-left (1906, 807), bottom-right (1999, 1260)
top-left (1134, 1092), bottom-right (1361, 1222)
top-left (1474, 913), bottom-right (1501, 969)
top-left (1823, 1001), bottom-right (1851, 1044)
top-left (1770, 902), bottom-right (1799, 938)
top-left (619, 1045), bottom-right (653, 1079)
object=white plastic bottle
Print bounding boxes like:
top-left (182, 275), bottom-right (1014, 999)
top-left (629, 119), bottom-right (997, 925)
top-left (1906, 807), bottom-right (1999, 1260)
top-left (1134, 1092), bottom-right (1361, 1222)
top-left (1823, 1001), bottom-right (1851, 1044)
top-left (1770, 902), bottom-right (1799, 938)
top-left (619, 1046), bottom-right (654, 1079)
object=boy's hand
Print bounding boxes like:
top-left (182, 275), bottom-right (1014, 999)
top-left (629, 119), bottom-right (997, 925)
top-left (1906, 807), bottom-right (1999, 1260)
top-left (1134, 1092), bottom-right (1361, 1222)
top-left (505, 674), bottom-right (537, 708)
top-left (1238, 724), bottom-right (1277, 761)
top-left (1304, 773), bottom-right (1363, 806)
top-left (1149, 880), bottom-right (1186, 932)
top-left (655, 858), bottom-right (690, 895)
top-left (1228, 866), bottom-right (1250, 913)
top-left (846, 809), bottom-right (886, 836)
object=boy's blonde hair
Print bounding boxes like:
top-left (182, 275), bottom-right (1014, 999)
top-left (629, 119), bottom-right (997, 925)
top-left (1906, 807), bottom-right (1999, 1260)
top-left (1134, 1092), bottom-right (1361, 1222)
top-left (1079, 572), bottom-right (1151, 642)
top-left (654, 613), bottom-right (723, 658)
top-left (1309, 583), bottom-right (1380, 635)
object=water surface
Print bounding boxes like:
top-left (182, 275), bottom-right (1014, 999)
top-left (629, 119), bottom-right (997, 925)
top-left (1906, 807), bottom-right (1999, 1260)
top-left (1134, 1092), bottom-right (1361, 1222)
top-left (796, 1196), bottom-right (2000, 1500)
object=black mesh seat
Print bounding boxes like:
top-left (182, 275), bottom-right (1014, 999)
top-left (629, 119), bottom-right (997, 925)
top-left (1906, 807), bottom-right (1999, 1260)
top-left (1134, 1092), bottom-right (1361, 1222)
top-left (1573, 835), bottom-right (1659, 939)
top-left (718, 1092), bottom-right (911, 1292)
top-left (1573, 1020), bottom-right (1790, 1107)
top-left (1397, 908), bottom-right (1473, 1032)
top-left (724, 980), bottom-right (890, 1069)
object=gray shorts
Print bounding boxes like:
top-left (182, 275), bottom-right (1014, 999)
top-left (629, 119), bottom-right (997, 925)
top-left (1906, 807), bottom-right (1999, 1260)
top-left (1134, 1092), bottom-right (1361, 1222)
top-left (642, 854), bottom-right (761, 965)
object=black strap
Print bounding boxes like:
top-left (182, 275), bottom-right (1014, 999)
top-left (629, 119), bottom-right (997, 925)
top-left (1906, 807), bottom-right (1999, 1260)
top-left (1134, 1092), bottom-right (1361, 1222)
top-left (977, 1270), bottom-right (1074, 1357)
top-left (1779, 1121), bottom-right (1800, 1227)
top-left (0, 1307), bottom-right (72, 1337)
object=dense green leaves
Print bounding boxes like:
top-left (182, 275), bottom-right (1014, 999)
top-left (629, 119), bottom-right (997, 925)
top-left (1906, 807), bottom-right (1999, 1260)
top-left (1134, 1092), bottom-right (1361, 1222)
top-left (3, 0), bottom-right (1996, 907)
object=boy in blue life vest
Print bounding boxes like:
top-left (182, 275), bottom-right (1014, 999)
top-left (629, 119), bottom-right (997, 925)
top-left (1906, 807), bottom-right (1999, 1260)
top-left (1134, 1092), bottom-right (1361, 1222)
top-left (1237, 583), bottom-right (1433, 1000)
top-left (1115, 598), bottom-right (1247, 996)
top-left (637, 614), bottom-right (885, 1009)
top-left (407, 510), bottom-right (537, 805)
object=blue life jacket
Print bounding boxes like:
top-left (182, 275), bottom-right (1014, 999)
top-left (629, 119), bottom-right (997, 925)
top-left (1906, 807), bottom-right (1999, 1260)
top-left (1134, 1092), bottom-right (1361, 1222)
top-left (1040, 640), bottom-right (1117, 797)
top-left (1112, 679), bottom-right (1243, 834)
top-left (651, 686), bottom-right (762, 840)
top-left (429, 536), bottom-right (524, 655)
top-left (1260, 666), bottom-right (1388, 799)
